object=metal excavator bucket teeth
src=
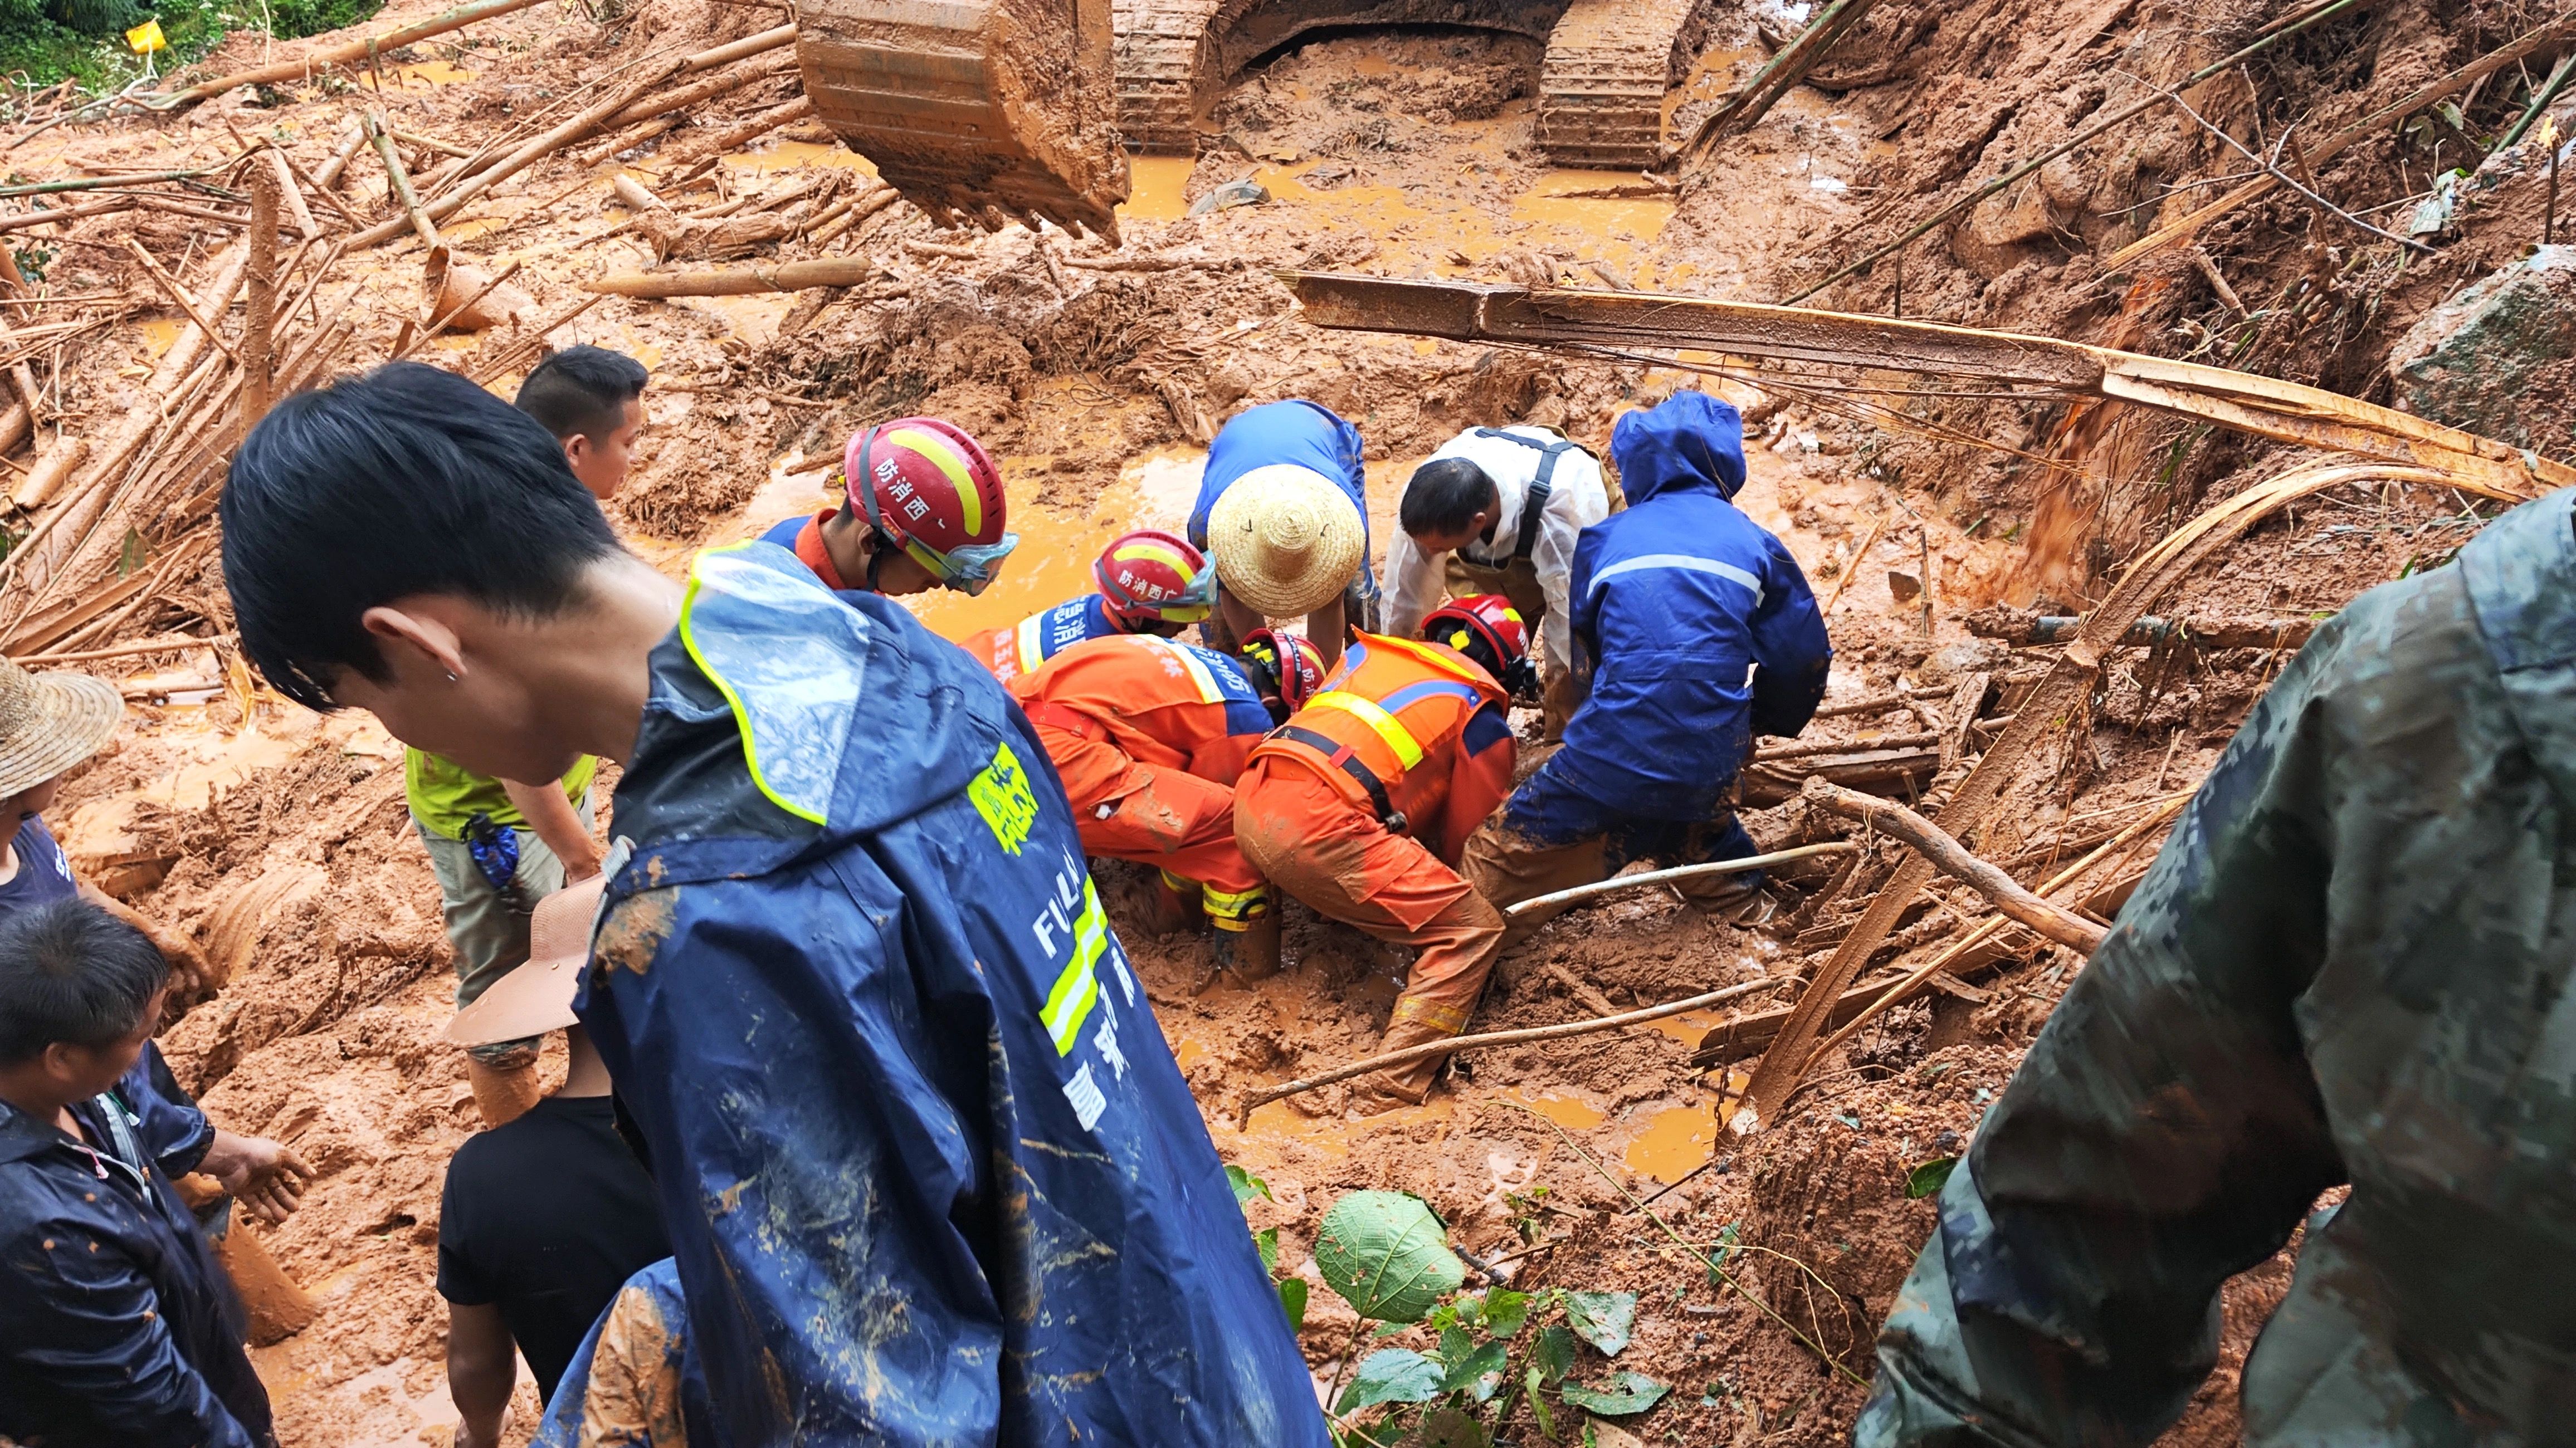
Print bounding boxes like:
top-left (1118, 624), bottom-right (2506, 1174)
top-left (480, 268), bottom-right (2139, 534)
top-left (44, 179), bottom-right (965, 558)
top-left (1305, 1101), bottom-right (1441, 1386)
top-left (797, 0), bottom-right (1130, 240)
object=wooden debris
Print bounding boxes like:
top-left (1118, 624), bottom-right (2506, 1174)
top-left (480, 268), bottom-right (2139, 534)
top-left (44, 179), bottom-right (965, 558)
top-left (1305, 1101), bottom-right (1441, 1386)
top-left (124, 241), bottom-right (242, 365)
top-left (1677, 0), bottom-right (1887, 160)
top-left (582, 258), bottom-right (877, 297)
top-left (154, 0), bottom-right (554, 109)
top-left (10, 434), bottom-right (81, 510)
top-left (419, 252), bottom-right (530, 335)
top-left (1500, 843), bottom-right (1861, 917)
top-left (240, 165), bottom-right (281, 440)
top-left (365, 111), bottom-right (441, 252)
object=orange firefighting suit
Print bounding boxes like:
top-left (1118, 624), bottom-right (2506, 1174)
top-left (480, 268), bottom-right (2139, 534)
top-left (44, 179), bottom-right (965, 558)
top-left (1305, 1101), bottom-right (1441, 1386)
top-left (1008, 633), bottom-right (1275, 926)
top-left (1232, 633), bottom-right (1516, 1102)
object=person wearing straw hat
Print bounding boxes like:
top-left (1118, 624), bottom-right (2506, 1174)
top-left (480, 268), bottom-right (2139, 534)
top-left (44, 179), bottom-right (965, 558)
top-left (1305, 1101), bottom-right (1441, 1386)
top-left (438, 876), bottom-right (671, 1448)
top-left (1189, 399), bottom-right (1376, 666)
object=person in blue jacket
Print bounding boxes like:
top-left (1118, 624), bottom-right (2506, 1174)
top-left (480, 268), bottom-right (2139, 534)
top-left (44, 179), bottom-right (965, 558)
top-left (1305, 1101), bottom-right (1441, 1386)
top-left (217, 362), bottom-right (1329, 1446)
top-left (1189, 398), bottom-right (1378, 663)
top-left (1464, 390), bottom-right (1832, 938)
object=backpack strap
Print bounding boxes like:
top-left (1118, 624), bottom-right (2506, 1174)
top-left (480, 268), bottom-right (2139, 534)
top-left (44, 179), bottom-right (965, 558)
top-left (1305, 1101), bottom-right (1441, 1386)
top-left (1470, 428), bottom-right (1580, 562)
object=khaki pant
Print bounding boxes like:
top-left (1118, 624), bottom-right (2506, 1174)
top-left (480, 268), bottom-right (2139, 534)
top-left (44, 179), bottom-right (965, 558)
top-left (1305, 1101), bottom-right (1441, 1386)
top-left (1445, 552), bottom-right (1574, 741)
top-left (416, 795), bottom-right (589, 1065)
top-left (1235, 760), bottom-right (1504, 1102)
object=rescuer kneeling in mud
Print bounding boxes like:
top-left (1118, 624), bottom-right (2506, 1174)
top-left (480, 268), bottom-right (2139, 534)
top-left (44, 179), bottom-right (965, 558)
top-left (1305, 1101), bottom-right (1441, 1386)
top-left (0, 899), bottom-right (313, 1448)
top-left (963, 528), bottom-right (1219, 683)
top-left (218, 363), bottom-right (1326, 1445)
top-left (1463, 390), bottom-right (1831, 937)
top-left (1192, 398), bottom-right (1377, 664)
top-left (760, 415), bottom-right (1021, 598)
top-left (1009, 628), bottom-right (1326, 980)
top-left (1235, 595), bottom-right (1528, 1112)
top-left (1381, 423), bottom-right (1613, 741)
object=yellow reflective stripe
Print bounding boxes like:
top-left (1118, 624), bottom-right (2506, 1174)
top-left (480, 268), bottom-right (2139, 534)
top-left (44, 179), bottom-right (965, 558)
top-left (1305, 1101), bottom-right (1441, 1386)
top-left (1118, 541), bottom-right (1195, 575)
top-left (887, 426), bottom-right (978, 534)
top-left (1042, 879), bottom-right (1110, 1055)
top-left (1308, 692), bottom-right (1425, 768)
top-left (1014, 613), bottom-right (1046, 672)
top-left (1201, 882), bottom-right (1270, 922)
top-left (1149, 636), bottom-right (1225, 704)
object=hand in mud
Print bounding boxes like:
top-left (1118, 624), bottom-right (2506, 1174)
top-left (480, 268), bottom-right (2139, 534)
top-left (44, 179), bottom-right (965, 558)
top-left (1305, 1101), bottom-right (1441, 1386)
top-left (204, 1131), bottom-right (315, 1223)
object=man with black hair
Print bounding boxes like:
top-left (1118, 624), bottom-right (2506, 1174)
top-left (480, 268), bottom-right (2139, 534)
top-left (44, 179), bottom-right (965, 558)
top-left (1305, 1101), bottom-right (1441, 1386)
top-left (513, 344), bottom-right (649, 502)
top-left (219, 361), bottom-right (1327, 1445)
top-left (0, 899), bottom-right (311, 1448)
top-left (1381, 425), bottom-right (1611, 739)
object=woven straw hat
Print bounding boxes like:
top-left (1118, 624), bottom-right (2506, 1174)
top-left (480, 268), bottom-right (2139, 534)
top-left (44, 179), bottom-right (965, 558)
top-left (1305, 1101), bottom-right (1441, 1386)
top-left (1206, 464), bottom-right (1367, 619)
top-left (0, 659), bottom-right (121, 800)
top-left (447, 874), bottom-right (606, 1046)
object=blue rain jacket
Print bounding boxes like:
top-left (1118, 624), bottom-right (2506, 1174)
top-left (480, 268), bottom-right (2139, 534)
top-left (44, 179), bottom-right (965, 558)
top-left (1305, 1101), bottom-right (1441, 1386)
top-left (0, 1044), bottom-right (269, 1448)
top-left (1188, 399), bottom-right (1369, 552)
top-left (1552, 391), bottom-right (1831, 819)
top-left (576, 541), bottom-right (1326, 1446)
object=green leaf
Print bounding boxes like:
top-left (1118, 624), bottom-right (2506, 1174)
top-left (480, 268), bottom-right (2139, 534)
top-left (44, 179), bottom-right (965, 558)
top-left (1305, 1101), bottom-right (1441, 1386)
top-left (1416, 1407), bottom-right (1493, 1448)
top-left (1560, 1372), bottom-right (1670, 1417)
top-left (1277, 1277), bottom-right (1307, 1333)
top-left (1906, 1157), bottom-right (1958, 1200)
top-left (1481, 1286), bottom-right (1533, 1337)
top-left (1335, 1348), bottom-right (1445, 1414)
top-left (1531, 1324), bottom-right (1576, 1384)
top-left (1256, 1226), bottom-right (1280, 1274)
top-left (1444, 1339), bottom-right (1510, 1402)
top-left (1562, 1290), bottom-right (1637, 1357)
top-left (1227, 1164), bottom-right (1271, 1205)
top-left (1528, 1366), bottom-right (1557, 1439)
top-left (1313, 1191), bottom-right (1466, 1324)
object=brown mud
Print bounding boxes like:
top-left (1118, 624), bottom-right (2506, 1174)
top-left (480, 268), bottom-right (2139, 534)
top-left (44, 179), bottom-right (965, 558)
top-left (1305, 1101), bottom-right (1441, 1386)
top-left (6, 0), bottom-right (2550, 1440)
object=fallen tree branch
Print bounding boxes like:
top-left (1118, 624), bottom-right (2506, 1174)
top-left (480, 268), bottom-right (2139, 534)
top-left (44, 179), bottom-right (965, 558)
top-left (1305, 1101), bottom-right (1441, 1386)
top-left (1501, 843), bottom-right (1861, 917)
top-left (466, 293), bottom-right (607, 383)
top-left (1802, 777), bottom-right (2106, 951)
top-left (580, 257), bottom-right (875, 297)
top-left (0, 196), bottom-right (139, 232)
top-left (152, 0), bottom-right (554, 109)
top-left (1677, 0), bottom-right (1886, 159)
top-left (1756, 730), bottom-right (1940, 762)
top-left (1967, 606), bottom-right (2315, 650)
top-left (123, 241), bottom-right (240, 364)
top-left (1237, 975), bottom-right (1784, 1124)
top-left (365, 111), bottom-right (441, 251)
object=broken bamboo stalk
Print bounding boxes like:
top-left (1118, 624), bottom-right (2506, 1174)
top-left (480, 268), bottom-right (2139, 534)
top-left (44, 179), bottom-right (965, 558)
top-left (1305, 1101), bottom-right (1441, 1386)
top-left (1787, 0), bottom-right (2375, 303)
top-left (241, 165), bottom-right (280, 438)
top-left (1237, 974), bottom-right (1785, 1124)
top-left (580, 257), bottom-right (876, 297)
top-left (2109, 7), bottom-right (2576, 268)
top-left (365, 111), bottom-right (441, 251)
top-left (1757, 730), bottom-right (1940, 762)
top-left (12, 632), bottom-right (226, 666)
top-left (311, 124), bottom-right (367, 189)
top-left (1679, 0), bottom-right (1886, 158)
top-left (662, 95), bottom-right (814, 166)
top-left (0, 165), bottom-right (234, 200)
top-left (467, 293), bottom-right (607, 383)
top-left (154, 0), bottom-right (555, 107)
top-left (124, 241), bottom-right (241, 365)
top-left (10, 434), bottom-right (81, 510)
top-left (808, 187), bottom-right (904, 246)
top-left (392, 258), bottom-right (525, 360)
top-left (0, 196), bottom-right (138, 232)
top-left (263, 146), bottom-right (319, 239)
top-left (274, 142), bottom-right (365, 228)
top-left (1802, 777), bottom-right (2105, 952)
top-left (590, 51), bottom-right (798, 134)
top-left (1501, 842), bottom-right (1859, 917)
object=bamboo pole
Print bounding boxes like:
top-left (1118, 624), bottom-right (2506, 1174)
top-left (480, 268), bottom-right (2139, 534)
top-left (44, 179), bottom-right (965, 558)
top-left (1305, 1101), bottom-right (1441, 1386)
top-left (124, 241), bottom-right (241, 365)
top-left (241, 166), bottom-right (280, 438)
top-left (157, 0), bottom-right (555, 107)
top-left (1500, 843), bottom-right (1860, 917)
top-left (365, 111), bottom-right (441, 251)
top-left (582, 257), bottom-right (877, 297)
top-left (1802, 777), bottom-right (2106, 952)
top-left (264, 146), bottom-right (319, 239)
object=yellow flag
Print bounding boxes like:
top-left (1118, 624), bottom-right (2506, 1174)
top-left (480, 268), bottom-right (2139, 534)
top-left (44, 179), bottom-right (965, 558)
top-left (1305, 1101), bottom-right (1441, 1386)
top-left (125, 19), bottom-right (167, 53)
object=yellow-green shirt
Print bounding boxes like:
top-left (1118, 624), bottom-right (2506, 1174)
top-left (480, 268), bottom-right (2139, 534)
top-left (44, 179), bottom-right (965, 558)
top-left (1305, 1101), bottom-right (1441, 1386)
top-left (404, 748), bottom-right (598, 840)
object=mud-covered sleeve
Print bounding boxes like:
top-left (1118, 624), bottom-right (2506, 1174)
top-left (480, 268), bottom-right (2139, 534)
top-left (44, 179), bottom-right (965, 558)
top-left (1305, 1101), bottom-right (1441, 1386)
top-left (1858, 621), bottom-right (2355, 1448)
top-left (1438, 703), bottom-right (1517, 867)
top-left (1747, 535), bottom-right (1831, 739)
top-left (1533, 458), bottom-right (1606, 681)
top-left (1382, 527), bottom-right (1443, 642)
top-left (0, 1208), bottom-right (257, 1448)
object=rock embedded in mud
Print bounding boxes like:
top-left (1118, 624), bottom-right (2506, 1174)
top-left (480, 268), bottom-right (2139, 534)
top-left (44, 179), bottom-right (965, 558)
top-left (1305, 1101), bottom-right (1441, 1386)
top-left (2389, 244), bottom-right (2576, 445)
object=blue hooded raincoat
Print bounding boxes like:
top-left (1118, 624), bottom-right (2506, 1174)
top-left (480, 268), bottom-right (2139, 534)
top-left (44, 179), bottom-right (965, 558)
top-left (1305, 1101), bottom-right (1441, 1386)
top-left (574, 541), bottom-right (1325, 1446)
top-left (1545, 390), bottom-right (1831, 823)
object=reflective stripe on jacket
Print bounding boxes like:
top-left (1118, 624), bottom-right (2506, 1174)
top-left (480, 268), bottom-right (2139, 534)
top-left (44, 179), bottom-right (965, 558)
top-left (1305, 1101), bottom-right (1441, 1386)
top-left (1009, 633), bottom-right (1275, 784)
top-left (581, 541), bottom-right (1327, 1446)
top-left (1249, 633), bottom-right (1515, 863)
top-left (964, 593), bottom-right (1120, 683)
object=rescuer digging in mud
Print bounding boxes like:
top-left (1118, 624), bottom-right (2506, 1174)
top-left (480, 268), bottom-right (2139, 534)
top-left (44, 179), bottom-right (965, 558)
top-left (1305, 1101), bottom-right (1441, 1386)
top-left (1464, 390), bottom-right (1832, 938)
top-left (1192, 399), bottom-right (1377, 663)
top-left (1381, 423), bottom-right (1613, 741)
top-left (1235, 595), bottom-right (1528, 1113)
top-left (962, 528), bottom-right (1219, 683)
top-left (761, 417), bottom-right (1020, 598)
top-left (1008, 628), bottom-right (1326, 981)
top-left (219, 363), bottom-right (1328, 1444)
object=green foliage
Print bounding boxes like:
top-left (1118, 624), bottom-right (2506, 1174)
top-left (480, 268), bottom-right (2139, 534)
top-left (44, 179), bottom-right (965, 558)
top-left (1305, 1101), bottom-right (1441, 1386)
top-left (1561, 1290), bottom-right (1636, 1356)
top-left (1277, 1276), bottom-right (1307, 1333)
top-left (1227, 1164), bottom-right (1271, 1206)
top-left (1222, 1160), bottom-right (1304, 1333)
top-left (1338, 1349), bottom-right (1445, 1414)
top-left (1559, 1372), bottom-right (1670, 1417)
top-left (1314, 1191), bottom-right (1465, 1324)
top-left (1905, 1157), bottom-right (1957, 1200)
top-left (2, 0), bottom-right (384, 97)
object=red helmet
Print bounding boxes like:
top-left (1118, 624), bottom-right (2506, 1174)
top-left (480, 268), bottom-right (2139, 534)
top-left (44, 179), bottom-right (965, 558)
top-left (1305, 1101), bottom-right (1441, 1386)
top-left (1422, 594), bottom-right (1535, 696)
top-left (1239, 628), bottom-right (1326, 717)
top-left (844, 418), bottom-right (1016, 594)
top-left (1095, 529), bottom-right (1216, 631)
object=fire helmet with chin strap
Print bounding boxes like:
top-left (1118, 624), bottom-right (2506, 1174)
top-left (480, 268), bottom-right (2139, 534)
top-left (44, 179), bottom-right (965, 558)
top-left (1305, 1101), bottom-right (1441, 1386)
top-left (842, 417), bottom-right (1016, 595)
top-left (1238, 628), bottom-right (1327, 722)
top-left (1095, 529), bottom-right (1216, 631)
top-left (1421, 593), bottom-right (1536, 698)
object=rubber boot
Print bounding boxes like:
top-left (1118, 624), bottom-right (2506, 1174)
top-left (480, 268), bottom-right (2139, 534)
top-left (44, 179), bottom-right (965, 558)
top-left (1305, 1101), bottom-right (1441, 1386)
top-left (1145, 873), bottom-right (1201, 935)
top-left (1346, 1017), bottom-right (1457, 1116)
top-left (1209, 912), bottom-right (1282, 983)
top-left (466, 1056), bottom-right (544, 1129)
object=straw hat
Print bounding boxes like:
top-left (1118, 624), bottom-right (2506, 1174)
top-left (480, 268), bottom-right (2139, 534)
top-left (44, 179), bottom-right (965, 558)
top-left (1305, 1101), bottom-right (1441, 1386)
top-left (0, 659), bottom-right (121, 800)
top-left (1205, 464), bottom-right (1367, 619)
top-left (446, 874), bottom-right (606, 1047)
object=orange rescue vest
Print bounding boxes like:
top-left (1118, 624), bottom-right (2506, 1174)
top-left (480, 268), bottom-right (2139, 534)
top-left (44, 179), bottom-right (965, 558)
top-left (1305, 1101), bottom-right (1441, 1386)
top-left (1250, 633), bottom-right (1505, 832)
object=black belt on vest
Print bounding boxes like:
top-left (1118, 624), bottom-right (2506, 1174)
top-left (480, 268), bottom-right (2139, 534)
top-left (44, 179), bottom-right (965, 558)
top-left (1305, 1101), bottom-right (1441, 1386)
top-left (1471, 427), bottom-right (1583, 562)
top-left (1274, 724), bottom-right (1408, 834)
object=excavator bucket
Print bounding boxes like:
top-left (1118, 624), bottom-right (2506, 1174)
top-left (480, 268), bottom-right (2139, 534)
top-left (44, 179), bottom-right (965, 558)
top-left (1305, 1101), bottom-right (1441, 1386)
top-left (797, 0), bottom-right (1129, 238)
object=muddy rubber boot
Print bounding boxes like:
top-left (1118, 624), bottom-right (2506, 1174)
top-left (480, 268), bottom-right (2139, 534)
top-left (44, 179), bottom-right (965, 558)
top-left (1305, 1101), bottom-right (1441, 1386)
top-left (1346, 1019), bottom-right (1456, 1116)
top-left (466, 1056), bottom-right (544, 1129)
top-left (1210, 913), bottom-right (1281, 984)
top-left (1145, 874), bottom-right (1201, 935)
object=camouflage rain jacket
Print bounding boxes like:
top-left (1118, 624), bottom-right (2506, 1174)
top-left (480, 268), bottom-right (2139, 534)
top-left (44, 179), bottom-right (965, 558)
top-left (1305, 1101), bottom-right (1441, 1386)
top-left (1860, 489), bottom-right (2576, 1446)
